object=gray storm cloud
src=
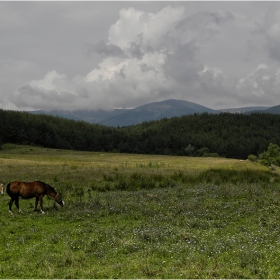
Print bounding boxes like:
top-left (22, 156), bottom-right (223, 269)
top-left (7, 3), bottom-right (280, 111)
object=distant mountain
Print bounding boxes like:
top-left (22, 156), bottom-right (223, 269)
top-left (28, 99), bottom-right (278, 127)
top-left (31, 108), bottom-right (127, 123)
top-left (249, 105), bottom-right (280, 114)
top-left (220, 106), bottom-right (269, 113)
top-left (99, 99), bottom-right (219, 127)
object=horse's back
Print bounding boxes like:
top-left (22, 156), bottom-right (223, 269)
top-left (7, 181), bottom-right (21, 189)
top-left (7, 181), bottom-right (45, 199)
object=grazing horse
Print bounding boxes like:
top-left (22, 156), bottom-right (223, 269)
top-left (6, 181), bottom-right (64, 214)
top-left (0, 184), bottom-right (4, 195)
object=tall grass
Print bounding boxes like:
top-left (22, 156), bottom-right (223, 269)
top-left (0, 144), bottom-right (279, 278)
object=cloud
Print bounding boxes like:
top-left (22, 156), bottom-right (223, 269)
top-left (263, 8), bottom-right (280, 61)
top-left (108, 6), bottom-right (185, 51)
top-left (13, 5), bottom-right (186, 111)
top-left (236, 63), bottom-right (280, 104)
top-left (0, 58), bottom-right (39, 109)
top-left (86, 40), bottom-right (124, 57)
top-left (13, 71), bottom-right (78, 110)
top-left (10, 4), bottom-right (280, 111)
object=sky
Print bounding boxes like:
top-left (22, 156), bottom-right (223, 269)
top-left (1, 1), bottom-right (280, 112)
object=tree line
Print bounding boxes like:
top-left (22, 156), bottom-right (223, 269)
top-left (0, 109), bottom-right (279, 159)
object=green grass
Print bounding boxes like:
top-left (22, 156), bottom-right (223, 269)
top-left (0, 144), bottom-right (280, 278)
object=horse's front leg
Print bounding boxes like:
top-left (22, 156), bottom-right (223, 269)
top-left (34, 197), bottom-right (39, 212)
top-left (15, 197), bottom-right (23, 214)
top-left (39, 196), bottom-right (45, 214)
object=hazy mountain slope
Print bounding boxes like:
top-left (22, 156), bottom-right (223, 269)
top-left (261, 105), bottom-right (280, 114)
top-left (30, 109), bottom-right (127, 123)
top-left (220, 106), bottom-right (269, 113)
top-left (28, 99), bottom-right (278, 127)
top-left (98, 99), bottom-right (219, 127)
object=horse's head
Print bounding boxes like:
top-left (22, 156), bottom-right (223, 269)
top-left (0, 184), bottom-right (4, 196)
top-left (44, 182), bottom-right (64, 207)
top-left (55, 193), bottom-right (64, 207)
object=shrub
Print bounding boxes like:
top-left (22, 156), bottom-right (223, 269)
top-left (248, 154), bottom-right (257, 162)
top-left (260, 143), bottom-right (280, 166)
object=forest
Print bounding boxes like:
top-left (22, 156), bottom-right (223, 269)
top-left (0, 109), bottom-right (279, 159)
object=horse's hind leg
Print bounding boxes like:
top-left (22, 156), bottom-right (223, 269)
top-left (14, 197), bottom-right (23, 213)
top-left (8, 198), bottom-right (14, 214)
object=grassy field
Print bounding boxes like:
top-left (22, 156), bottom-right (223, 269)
top-left (0, 144), bottom-right (280, 278)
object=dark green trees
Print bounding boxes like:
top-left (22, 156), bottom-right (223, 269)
top-left (0, 109), bottom-right (280, 159)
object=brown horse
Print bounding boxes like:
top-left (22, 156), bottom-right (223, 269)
top-left (6, 181), bottom-right (64, 214)
top-left (0, 183), bottom-right (4, 195)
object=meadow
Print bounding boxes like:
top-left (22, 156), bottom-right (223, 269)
top-left (1, 144), bottom-right (280, 278)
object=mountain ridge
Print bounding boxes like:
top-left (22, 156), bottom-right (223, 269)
top-left (29, 99), bottom-right (275, 127)
top-left (99, 99), bottom-right (219, 126)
